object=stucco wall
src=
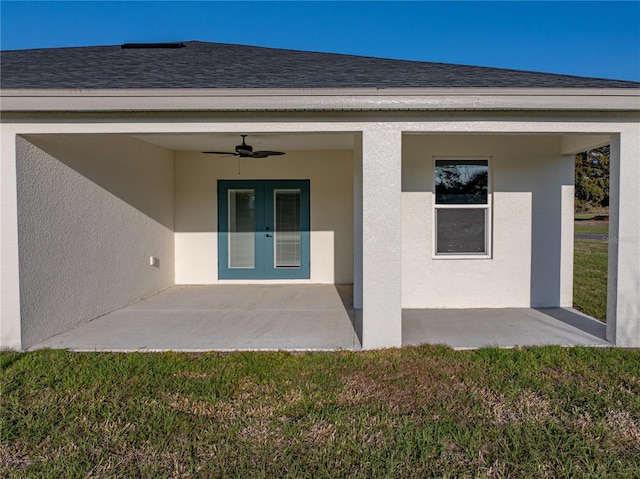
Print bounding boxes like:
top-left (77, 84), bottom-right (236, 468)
top-left (174, 150), bottom-right (354, 284)
top-left (402, 134), bottom-right (574, 308)
top-left (16, 135), bottom-right (175, 348)
top-left (175, 151), bottom-right (353, 284)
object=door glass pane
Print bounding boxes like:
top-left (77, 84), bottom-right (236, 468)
top-left (436, 208), bottom-right (486, 254)
top-left (228, 189), bottom-right (255, 268)
top-left (274, 189), bottom-right (301, 268)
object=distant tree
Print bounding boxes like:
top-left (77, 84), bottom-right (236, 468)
top-left (435, 166), bottom-right (487, 203)
top-left (575, 145), bottom-right (609, 212)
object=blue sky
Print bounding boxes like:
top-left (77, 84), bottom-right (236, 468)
top-left (1, 1), bottom-right (639, 81)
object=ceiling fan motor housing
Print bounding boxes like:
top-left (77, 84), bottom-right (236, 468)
top-left (202, 135), bottom-right (284, 158)
top-left (236, 143), bottom-right (253, 154)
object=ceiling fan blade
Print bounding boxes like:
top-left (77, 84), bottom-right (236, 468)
top-left (203, 136), bottom-right (286, 159)
top-left (202, 151), bottom-right (238, 155)
top-left (254, 151), bottom-right (286, 157)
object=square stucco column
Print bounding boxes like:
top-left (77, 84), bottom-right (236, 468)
top-left (559, 155), bottom-right (575, 308)
top-left (360, 125), bottom-right (402, 349)
top-left (1, 129), bottom-right (22, 350)
top-left (607, 129), bottom-right (640, 347)
top-left (353, 135), bottom-right (363, 312)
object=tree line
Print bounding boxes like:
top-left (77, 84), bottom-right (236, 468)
top-left (575, 145), bottom-right (609, 212)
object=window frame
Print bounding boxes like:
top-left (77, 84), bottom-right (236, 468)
top-left (432, 156), bottom-right (492, 259)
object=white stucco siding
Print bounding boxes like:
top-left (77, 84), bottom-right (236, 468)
top-left (607, 128), bottom-right (640, 347)
top-left (402, 134), bottom-right (573, 308)
top-left (15, 135), bottom-right (175, 348)
top-left (174, 150), bottom-right (354, 284)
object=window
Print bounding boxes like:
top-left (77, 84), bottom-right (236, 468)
top-left (434, 158), bottom-right (491, 257)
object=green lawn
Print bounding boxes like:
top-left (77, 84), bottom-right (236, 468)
top-left (575, 222), bottom-right (609, 235)
top-left (2, 347), bottom-right (639, 478)
top-left (574, 208), bottom-right (609, 235)
top-left (574, 239), bottom-right (608, 320)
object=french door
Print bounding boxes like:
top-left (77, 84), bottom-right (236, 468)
top-left (218, 180), bottom-right (310, 279)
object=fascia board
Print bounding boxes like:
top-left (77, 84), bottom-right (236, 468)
top-left (1, 87), bottom-right (639, 112)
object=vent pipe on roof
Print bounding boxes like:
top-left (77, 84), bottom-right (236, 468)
top-left (121, 42), bottom-right (185, 49)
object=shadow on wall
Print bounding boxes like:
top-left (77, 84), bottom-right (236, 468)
top-left (22, 134), bottom-right (175, 229)
top-left (526, 148), bottom-right (574, 308)
top-left (15, 135), bottom-right (176, 348)
top-left (530, 180), bottom-right (562, 307)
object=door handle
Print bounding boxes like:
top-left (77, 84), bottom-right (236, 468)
top-left (265, 233), bottom-right (272, 238)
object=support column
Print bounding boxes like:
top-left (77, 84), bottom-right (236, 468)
top-left (360, 125), bottom-right (402, 349)
top-left (559, 156), bottom-right (575, 308)
top-left (0, 129), bottom-right (22, 350)
top-left (607, 129), bottom-right (640, 347)
top-left (353, 134), bottom-right (363, 310)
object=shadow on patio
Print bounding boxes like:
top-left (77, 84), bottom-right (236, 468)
top-left (403, 307), bottom-right (610, 349)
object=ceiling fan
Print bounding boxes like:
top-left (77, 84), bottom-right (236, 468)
top-left (203, 135), bottom-right (286, 158)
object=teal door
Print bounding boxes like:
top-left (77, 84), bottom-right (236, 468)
top-left (218, 180), bottom-right (310, 279)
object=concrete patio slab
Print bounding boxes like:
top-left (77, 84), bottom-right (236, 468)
top-left (30, 284), bottom-right (359, 351)
top-left (30, 285), bottom-right (611, 352)
top-left (403, 307), bottom-right (610, 349)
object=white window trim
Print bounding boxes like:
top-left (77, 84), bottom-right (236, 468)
top-left (432, 156), bottom-right (492, 259)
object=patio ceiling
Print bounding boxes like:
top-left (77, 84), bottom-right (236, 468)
top-left (132, 131), bottom-right (611, 157)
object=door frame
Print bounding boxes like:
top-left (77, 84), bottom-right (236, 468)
top-left (218, 179), bottom-right (310, 280)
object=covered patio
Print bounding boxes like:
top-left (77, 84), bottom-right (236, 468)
top-left (29, 285), bottom-right (609, 352)
top-left (4, 126), bottom-right (637, 352)
top-left (2, 41), bottom-right (638, 352)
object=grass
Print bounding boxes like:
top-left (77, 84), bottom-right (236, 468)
top-left (575, 211), bottom-right (609, 235)
top-left (575, 222), bottom-right (609, 235)
top-left (2, 347), bottom-right (639, 478)
top-left (573, 213), bottom-right (608, 320)
top-left (574, 208), bottom-right (609, 221)
top-left (573, 239), bottom-right (608, 320)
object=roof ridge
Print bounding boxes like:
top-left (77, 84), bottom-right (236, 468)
top-left (2, 41), bottom-right (639, 89)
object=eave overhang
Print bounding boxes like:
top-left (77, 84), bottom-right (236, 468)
top-left (1, 87), bottom-right (639, 112)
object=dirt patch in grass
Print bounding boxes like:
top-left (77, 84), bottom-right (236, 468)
top-left (605, 409), bottom-right (640, 443)
top-left (474, 387), bottom-right (556, 425)
top-left (303, 419), bottom-right (336, 447)
top-left (539, 366), bottom-right (588, 383)
top-left (0, 444), bottom-right (32, 470)
top-left (164, 393), bottom-right (221, 418)
top-left (336, 350), bottom-right (472, 413)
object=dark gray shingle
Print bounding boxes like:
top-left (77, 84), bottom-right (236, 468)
top-left (2, 41), bottom-right (638, 89)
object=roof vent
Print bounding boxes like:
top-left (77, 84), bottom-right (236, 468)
top-left (121, 42), bottom-right (185, 49)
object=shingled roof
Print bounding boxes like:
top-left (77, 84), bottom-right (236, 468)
top-left (2, 41), bottom-right (639, 90)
